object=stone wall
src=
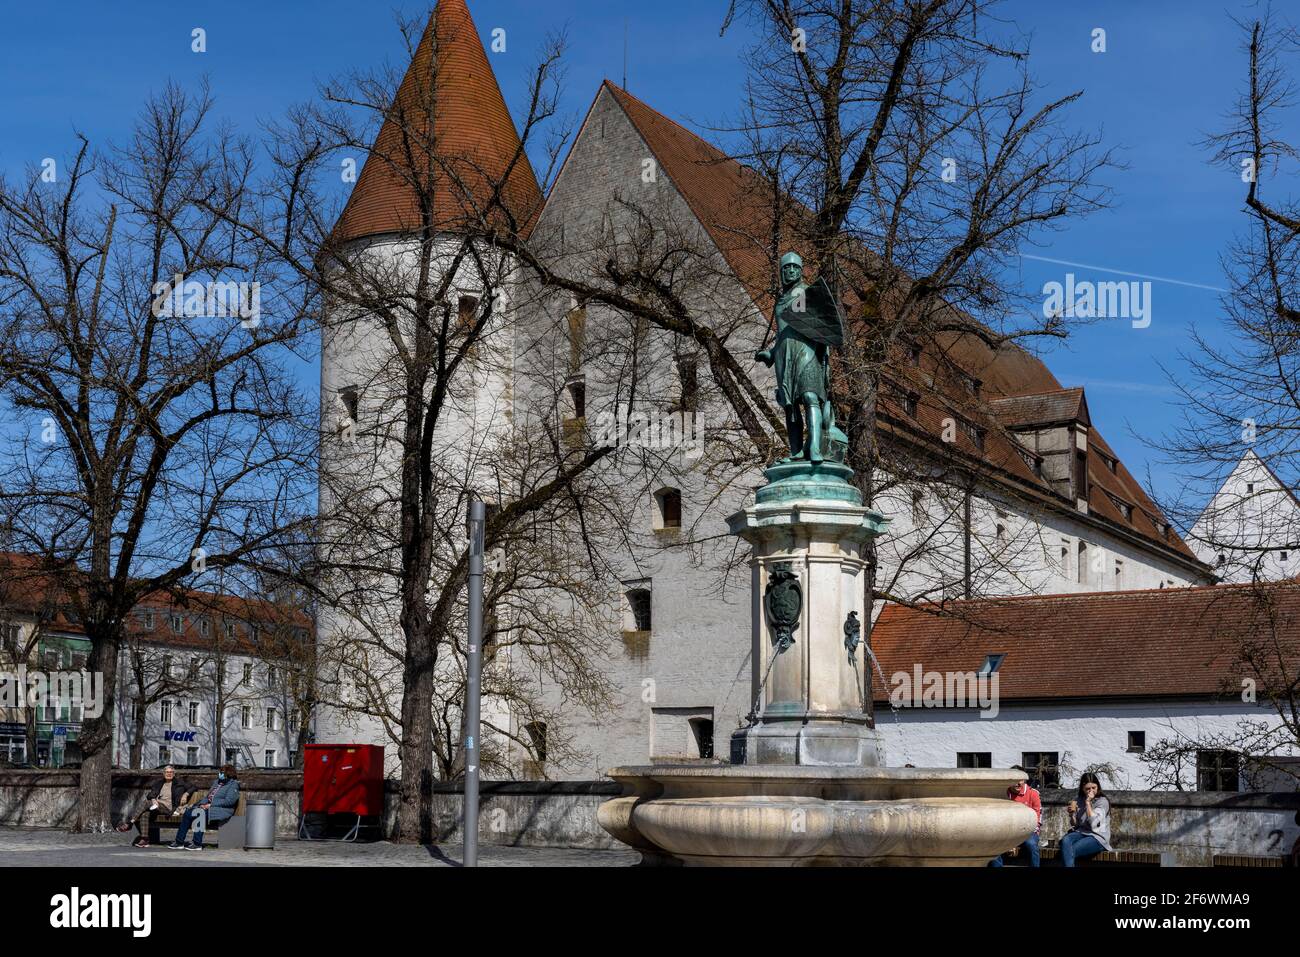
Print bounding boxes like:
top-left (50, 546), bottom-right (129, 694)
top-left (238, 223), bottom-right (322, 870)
top-left (0, 769), bottom-right (305, 838)
top-left (1040, 788), bottom-right (1300, 866)
top-left (1, 770), bottom-right (1294, 863)
top-left (0, 770), bottom-right (619, 849)
top-left (422, 781), bottom-right (621, 849)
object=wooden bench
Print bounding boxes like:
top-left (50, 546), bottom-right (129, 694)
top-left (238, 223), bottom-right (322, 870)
top-left (151, 792), bottom-right (247, 847)
top-left (1038, 843), bottom-right (1168, 866)
top-left (1212, 853), bottom-right (1287, 868)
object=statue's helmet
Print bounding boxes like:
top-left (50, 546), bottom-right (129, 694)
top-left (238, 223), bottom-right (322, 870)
top-left (780, 251), bottom-right (803, 270)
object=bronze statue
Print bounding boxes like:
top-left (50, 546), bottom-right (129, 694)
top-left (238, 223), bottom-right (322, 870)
top-left (755, 251), bottom-right (848, 464)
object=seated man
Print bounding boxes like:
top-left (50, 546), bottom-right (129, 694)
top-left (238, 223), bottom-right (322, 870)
top-left (118, 764), bottom-right (190, 847)
top-left (168, 765), bottom-right (240, 850)
top-left (988, 766), bottom-right (1042, 867)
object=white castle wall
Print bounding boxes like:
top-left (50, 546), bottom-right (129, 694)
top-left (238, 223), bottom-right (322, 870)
top-left (874, 698), bottom-right (1298, 791)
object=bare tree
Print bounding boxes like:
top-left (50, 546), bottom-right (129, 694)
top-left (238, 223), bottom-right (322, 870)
top-left (1141, 11), bottom-right (1300, 783)
top-left (1163, 12), bottom-right (1300, 573)
top-left (0, 84), bottom-right (315, 829)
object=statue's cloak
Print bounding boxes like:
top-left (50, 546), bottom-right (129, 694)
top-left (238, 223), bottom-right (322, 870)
top-left (779, 276), bottom-right (844, 348)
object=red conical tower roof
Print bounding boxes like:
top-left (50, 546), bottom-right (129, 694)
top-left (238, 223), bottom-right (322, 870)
top-left (331, 0), bottom-right (543, 243)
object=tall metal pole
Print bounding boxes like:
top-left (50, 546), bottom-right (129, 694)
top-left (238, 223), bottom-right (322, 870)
top-left (464, 498), bottom-right (485, 867)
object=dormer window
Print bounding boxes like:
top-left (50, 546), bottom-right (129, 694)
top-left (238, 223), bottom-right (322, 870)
top-left (1106, 491), bottom-right (1134, 521)
top-left (1017, 446), bottom-right (1042, 476)
top-left (957, 417), bottom-right (985, 451)
top-left (979, 654), bottom-right (1005, 674)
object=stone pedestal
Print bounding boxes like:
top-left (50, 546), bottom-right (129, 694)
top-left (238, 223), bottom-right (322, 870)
top-left (595, 460), bottom-right (1039, 866)
top-left (726, 462), bottom-right (889, 767)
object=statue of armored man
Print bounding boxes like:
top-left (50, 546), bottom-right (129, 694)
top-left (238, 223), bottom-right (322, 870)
top-left (755, 251), bottom-right (848, 464)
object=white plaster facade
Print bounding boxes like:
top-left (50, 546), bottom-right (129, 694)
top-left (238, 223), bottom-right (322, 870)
top-left (874, 698), bottom-right (1296, 792)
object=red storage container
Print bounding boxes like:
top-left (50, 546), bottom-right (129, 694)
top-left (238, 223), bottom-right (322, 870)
top-left (303, 744), bottom-right (385, 816)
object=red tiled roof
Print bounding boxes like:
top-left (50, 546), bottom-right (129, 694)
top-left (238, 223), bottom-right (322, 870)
top-left (990, 388), bottom-right (1089, 429)
top-left (600, 83), bottom-right (1200, 567)
top-left (0, 552), bottom-right (310, 655)
top-left (869, 583), bottom-right (1300, 701)
top-left (331, 0), bottom-right (543, 243)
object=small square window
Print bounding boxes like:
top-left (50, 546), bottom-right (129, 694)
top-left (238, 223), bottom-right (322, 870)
top-left (1021, 752), bottom-right (1060, 789)
top-left (1127, 730), bottom-right (1145, 753)
top-left (654, 488), bottom-right (682, 530)
top-left (1197, 749), bottom-right (1240, 792)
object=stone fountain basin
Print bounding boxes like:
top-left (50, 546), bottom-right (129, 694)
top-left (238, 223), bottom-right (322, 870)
top-left (598, 765), bottom-right (1038, 866)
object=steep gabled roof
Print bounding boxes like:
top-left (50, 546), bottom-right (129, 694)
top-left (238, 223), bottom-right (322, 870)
top-left (870, 583), bottom-right (1300, 702)
top-left (331, 0), bottom-right (543, 243)
top-left (598, 83), bottom-right (1201, 568)
top-left (603, 81), bottom-right (780, 313)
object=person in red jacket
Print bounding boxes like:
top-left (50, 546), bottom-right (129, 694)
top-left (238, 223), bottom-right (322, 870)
top-left (988, 766), bottom-right (1042, 867)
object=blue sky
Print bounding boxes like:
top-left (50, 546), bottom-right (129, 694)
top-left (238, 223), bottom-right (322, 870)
top-left (0, 0), bottom-right (1278, 507)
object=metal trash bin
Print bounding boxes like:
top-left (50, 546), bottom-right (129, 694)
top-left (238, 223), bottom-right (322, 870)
top-left (244, 800), bottom-right (277, 850)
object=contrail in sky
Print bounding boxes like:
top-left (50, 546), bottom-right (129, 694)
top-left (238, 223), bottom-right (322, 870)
top-left (1018, 254), bottom-right (1227, 293)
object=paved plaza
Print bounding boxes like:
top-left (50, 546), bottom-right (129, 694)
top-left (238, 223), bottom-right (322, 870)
top-left (0, 828), bottom-right (639, 867)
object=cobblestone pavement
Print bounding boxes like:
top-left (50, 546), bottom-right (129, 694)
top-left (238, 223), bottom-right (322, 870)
top-left (0, 828), bottom-right (640, 867)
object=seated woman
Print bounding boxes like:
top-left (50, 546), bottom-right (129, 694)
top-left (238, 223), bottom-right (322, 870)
top-left (1060, 771), bottom-right (1112, 867)
top-left (167, 765), bottom-right (240, 850)
top-left (117, 765), bottom-right (189, 847)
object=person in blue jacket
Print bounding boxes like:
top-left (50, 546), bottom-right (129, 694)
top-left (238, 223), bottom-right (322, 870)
top-left (168, 765), bottom-right (240, 850)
